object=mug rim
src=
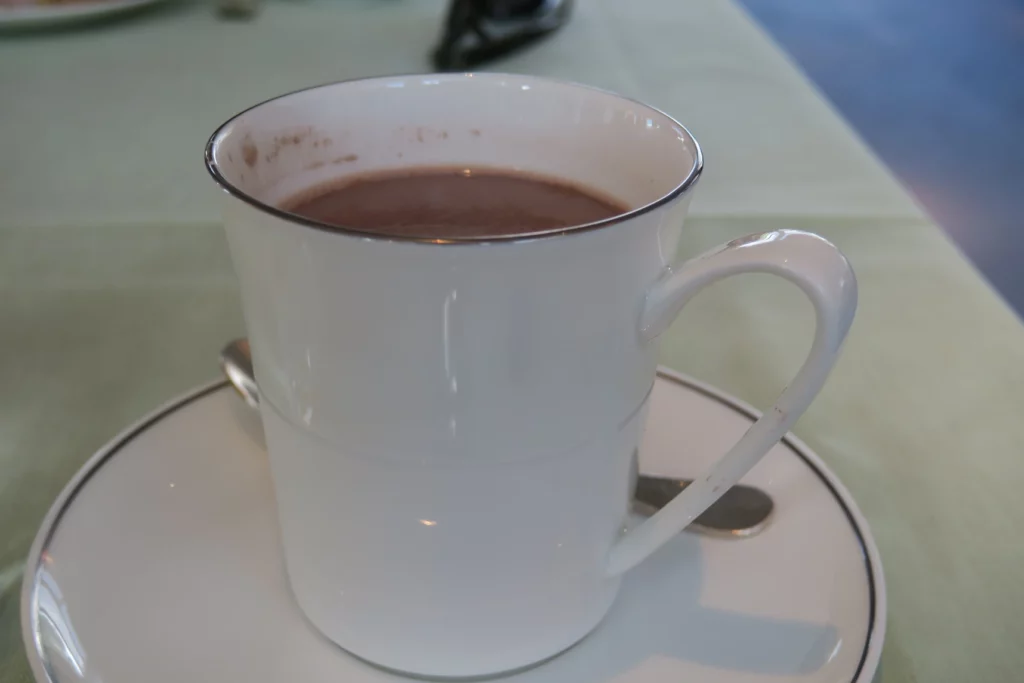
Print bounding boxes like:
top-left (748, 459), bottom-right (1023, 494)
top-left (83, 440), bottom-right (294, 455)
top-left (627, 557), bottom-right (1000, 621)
top-left (204, 73), bottom-right (703, 245)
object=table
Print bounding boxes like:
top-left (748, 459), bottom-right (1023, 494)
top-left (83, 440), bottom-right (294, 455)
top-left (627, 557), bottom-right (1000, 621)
top-left (2, 1), bottom-right (1023, 681)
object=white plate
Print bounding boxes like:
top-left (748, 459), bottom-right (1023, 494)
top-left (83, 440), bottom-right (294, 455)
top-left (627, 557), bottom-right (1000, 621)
top-left (21, 369), bottom-right (885, 683)
top-left (0, 0), bottom-right (166, 29)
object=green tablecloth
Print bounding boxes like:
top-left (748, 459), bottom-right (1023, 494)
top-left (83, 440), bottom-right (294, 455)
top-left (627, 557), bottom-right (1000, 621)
top-left (2, 1), bottom-right (1023, 681)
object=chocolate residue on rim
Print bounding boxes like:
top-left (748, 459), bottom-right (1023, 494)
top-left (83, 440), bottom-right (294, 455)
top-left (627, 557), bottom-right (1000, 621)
top-left (242, 138), bottom-right (259, 168)
top-left (259, 128), bottom-right (318, 164)
top-left (273, 130), bottom-right (309, 148)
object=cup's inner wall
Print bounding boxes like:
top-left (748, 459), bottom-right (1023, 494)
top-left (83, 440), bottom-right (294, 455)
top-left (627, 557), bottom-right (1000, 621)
top-left (209, 75), bottom-right (699, 231)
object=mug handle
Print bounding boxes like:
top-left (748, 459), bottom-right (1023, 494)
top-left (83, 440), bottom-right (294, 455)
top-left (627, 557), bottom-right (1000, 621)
top-left (606, 229), bottom-right (857, 577)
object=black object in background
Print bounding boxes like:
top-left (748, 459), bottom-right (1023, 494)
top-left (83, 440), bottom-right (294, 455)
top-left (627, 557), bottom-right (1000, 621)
top-left (433, 0), bottom-right (573, 71)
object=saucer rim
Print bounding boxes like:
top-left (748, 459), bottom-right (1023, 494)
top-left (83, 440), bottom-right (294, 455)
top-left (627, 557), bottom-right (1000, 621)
top-left (0, 0), bottom-right (166, 29)
top-left (20, 368), bottom-right (886, 683)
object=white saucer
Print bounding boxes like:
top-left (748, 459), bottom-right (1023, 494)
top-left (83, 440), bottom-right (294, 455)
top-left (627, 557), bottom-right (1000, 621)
top-left (0, 0), bottom-right (167, 30)
top-left (21, 368), bottom-right (885, 683)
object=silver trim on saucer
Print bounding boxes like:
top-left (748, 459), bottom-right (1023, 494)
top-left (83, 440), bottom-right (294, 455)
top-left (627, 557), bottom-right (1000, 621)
top-left (20, 370), bottom-right (884, 683)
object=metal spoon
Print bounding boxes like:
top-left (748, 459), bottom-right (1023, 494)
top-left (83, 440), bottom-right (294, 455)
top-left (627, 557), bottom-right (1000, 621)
top-left (220, 339), bottom-right (773, 538)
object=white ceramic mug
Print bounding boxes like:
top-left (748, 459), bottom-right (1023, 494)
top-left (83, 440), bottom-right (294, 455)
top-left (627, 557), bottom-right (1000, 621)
top-left (206, 74), bottom-right (857, 678)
